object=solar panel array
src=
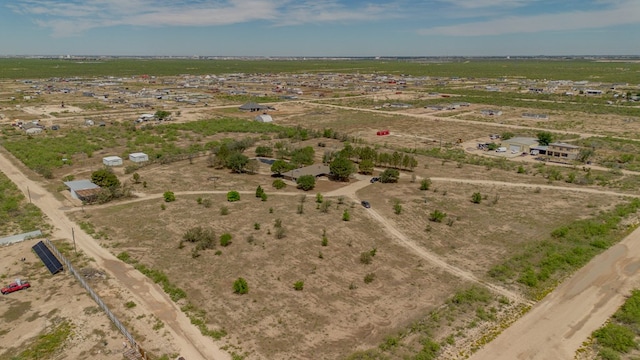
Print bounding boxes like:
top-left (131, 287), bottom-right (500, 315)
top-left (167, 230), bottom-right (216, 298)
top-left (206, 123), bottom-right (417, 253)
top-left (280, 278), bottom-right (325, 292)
top-left (32, 241), bottom-right (63, 274)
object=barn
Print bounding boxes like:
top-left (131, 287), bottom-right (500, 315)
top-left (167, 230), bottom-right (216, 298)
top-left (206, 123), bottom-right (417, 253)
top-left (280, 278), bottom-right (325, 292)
top-left (102, 156), bottom-right (123, 167)
top-left (254, 114), bottom-right (273, 123)
top-left (129, 152), bottom-right (149, 163)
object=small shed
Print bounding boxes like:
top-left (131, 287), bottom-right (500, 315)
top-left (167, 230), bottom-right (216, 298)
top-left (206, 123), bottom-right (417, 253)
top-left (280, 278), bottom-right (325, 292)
top-left (129, 152), bottom-right (149, 163)
top-left (103, 156), bottom-right (123, 167)
top-left (64, 180), bottom-right (101, 201)
top-left (254, 114), bottom-right (273, 123)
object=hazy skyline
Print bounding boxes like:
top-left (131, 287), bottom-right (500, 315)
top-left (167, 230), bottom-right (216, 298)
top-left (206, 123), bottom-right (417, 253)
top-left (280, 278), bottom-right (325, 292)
top-left (2, 0), bottom-right (639, 57)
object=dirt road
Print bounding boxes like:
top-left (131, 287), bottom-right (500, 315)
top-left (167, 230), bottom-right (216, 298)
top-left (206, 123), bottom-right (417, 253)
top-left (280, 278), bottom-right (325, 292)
top-left (470, 227), bottom-right (640, 359)
top-left (0, 149), bottom-right (230, 360)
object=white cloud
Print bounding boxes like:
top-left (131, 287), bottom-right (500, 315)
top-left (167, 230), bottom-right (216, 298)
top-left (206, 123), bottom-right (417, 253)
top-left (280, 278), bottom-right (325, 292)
top-left (418, 0), bottom-right (640, 36)
top-left (7, 0), bottom-right (399, 37)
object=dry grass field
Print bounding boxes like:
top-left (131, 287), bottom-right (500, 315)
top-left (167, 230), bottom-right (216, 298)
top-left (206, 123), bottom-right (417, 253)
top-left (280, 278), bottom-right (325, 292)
top-left (1, 63), bottom-right (640, 359)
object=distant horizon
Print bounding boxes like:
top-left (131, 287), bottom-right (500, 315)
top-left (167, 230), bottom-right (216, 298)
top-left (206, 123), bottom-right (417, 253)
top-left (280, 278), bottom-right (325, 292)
top-left (2, 55), bottom-right (640, 60)
top-left (1, 1), bottom-right (639, 57)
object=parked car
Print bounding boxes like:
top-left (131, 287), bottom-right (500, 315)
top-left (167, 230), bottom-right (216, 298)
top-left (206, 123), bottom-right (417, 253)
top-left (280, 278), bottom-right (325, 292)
top-left (361, 200), bottom-right (371, 208)
top-left (51, 125), bottom-right (60, 130)
top-left (370, 177), bottom-right (379, 183)
top-left (2, 279), bottom-right (30, 295)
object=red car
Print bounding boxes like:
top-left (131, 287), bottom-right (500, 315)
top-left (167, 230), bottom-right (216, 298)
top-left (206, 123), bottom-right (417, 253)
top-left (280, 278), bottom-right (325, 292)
top-left (1, 280), bottom-right (30, 295)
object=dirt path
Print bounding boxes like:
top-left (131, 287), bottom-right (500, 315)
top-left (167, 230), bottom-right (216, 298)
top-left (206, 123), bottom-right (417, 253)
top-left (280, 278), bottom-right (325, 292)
top-left (0, 149), bottom-right (230, 360)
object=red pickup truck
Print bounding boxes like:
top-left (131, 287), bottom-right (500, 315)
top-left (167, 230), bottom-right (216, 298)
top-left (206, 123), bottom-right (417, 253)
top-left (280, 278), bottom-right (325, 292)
top-left (1, 279), bottom-right (31, 295)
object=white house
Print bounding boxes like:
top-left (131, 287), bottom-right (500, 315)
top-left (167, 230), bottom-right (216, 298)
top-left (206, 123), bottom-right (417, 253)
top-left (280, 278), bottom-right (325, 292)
top-left (254, 114), bottom-right (273, 123)
top-left (102, 156), bottom-right (123, 166)
top-left (129, 152), bottom-right (149, 163)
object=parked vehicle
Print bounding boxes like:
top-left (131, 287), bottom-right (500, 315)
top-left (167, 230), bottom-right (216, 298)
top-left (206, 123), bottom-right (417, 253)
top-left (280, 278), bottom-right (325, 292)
top-left (496, 147), bottom-right (507, 153)
top-left (361, 200), bottom-right (371, 208)
top-left (370, 177), bottom-right (379, 183)
top-left (2, 279), bottom-right (30, 295)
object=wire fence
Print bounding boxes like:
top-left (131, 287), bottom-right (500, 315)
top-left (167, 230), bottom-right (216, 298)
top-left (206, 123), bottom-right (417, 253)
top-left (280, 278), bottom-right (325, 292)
top-left (45, 239), bottom-right (147, 359)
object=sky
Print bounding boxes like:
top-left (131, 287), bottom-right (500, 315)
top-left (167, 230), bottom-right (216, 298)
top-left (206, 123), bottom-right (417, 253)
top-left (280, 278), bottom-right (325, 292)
top-left (1, 0), bottom-right (639, 57)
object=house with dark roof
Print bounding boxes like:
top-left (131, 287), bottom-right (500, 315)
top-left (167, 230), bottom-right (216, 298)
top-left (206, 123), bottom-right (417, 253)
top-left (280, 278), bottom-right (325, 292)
top-left (282, 164), bottom-right (331, 181)
top-left (239, 102), bottom-right (270, 112)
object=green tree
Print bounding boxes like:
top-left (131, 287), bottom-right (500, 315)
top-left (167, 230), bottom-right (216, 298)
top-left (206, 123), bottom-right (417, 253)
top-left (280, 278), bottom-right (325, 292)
top-left (290, 146), bottom-right (315, 167)
top-left (91, 168), bottom-right (121, 188)
top-left (226, 153), bottom-right (249, 173)
top-left (577, 148), bottom-right (595, 163)
top-left (255, 146), bottom-right (273, 157)
top-left (471, 192), bottom-right (482, 204)
top-left (501, 132), bottom-right (514, 140)
top-left (154, 110), bottom-right (171, 120)
top-left (132, 172), bottom-right (141, 184)
top-left (330, 155), bottom-right (355, 181)
top-left (358, 159), bottom-right (375, 175)
top-left (537, 131), bottom-right (554, 146)
top-left (256, 185), bottom-right (265, 198)
top-left (296, 175), bottom-right (316, 191)
top-left (271, 159), bottom-right (293, 175)
top-left (163, 191), bottom-right (176, 202)
top-left (233, 277), bottom-right (249, 294)
top-left (380, 168), bottom-right (400, 183)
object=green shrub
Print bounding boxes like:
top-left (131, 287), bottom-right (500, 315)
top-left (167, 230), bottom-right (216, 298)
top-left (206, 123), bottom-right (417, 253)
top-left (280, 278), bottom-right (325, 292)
top-left (296, 175), bottom-right (316, 191)
top-left (125, 301), bottom-right (137, 309)
top-left (594, 323), bottom-right (637, 353)
top-left (227, 191), bottom-right (240, 202)
top-left (429, 209), bottom-right (446, 222)
top-left (272, 179), bottom-right (286, 189)
top-left (342, 209), bottom-right (350, 221)
top-left (293, 281), bottom-right (304, 291)
top-left (420, 178), bottom-right (432, 190)
top-left (163, 191), bottom-right (176, 202)
top-left (220, 233), bottom-right (232, 247)
top-left (364, 273), bottom-right (376, 284)
top-left (233, 277), bottom-right (249, 294)
top-left (360, 252), bottom-right (372, 265)
top-left (471, 192), bottom-right (482, 204)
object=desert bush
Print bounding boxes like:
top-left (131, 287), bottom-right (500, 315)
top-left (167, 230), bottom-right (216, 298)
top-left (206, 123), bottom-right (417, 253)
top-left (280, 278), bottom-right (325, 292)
top-left (227, 191), bottom-right (240, 202)
top-left (360, 251), bottom-right (372, 265)
top-left (316, 193), bottom-right (324, 203)
top-left (342, 209), bottom-right (350, 221)
top-left (220, 233), bottom-right (232, 247)
top-left (429, 209), bottom-right (446, 222)
top-left (364, 273), bottom-right (376, 284)
top-left (202, 198), bottom-right (212, 208)
top-left (293, 281), bottom-right (304, 291)
top-left (393, 200), bottom-right (402, 215)
top-left (220, 205), bottom-right (229, 215)
top-left (471, 192), bottom-right (482, 204)
top-left (420, 178), bottom-right (432, 191)
top-left (272, 179), bottom-right (286, 189)
top-left (163, 191), bottom-right (175, 202)
top-left (233, 277), bottom-right (249, 294)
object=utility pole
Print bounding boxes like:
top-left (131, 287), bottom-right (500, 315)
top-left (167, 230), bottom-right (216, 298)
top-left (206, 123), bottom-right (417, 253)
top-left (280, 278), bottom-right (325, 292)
top-left (72, 227), bottom-right (77, 255)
